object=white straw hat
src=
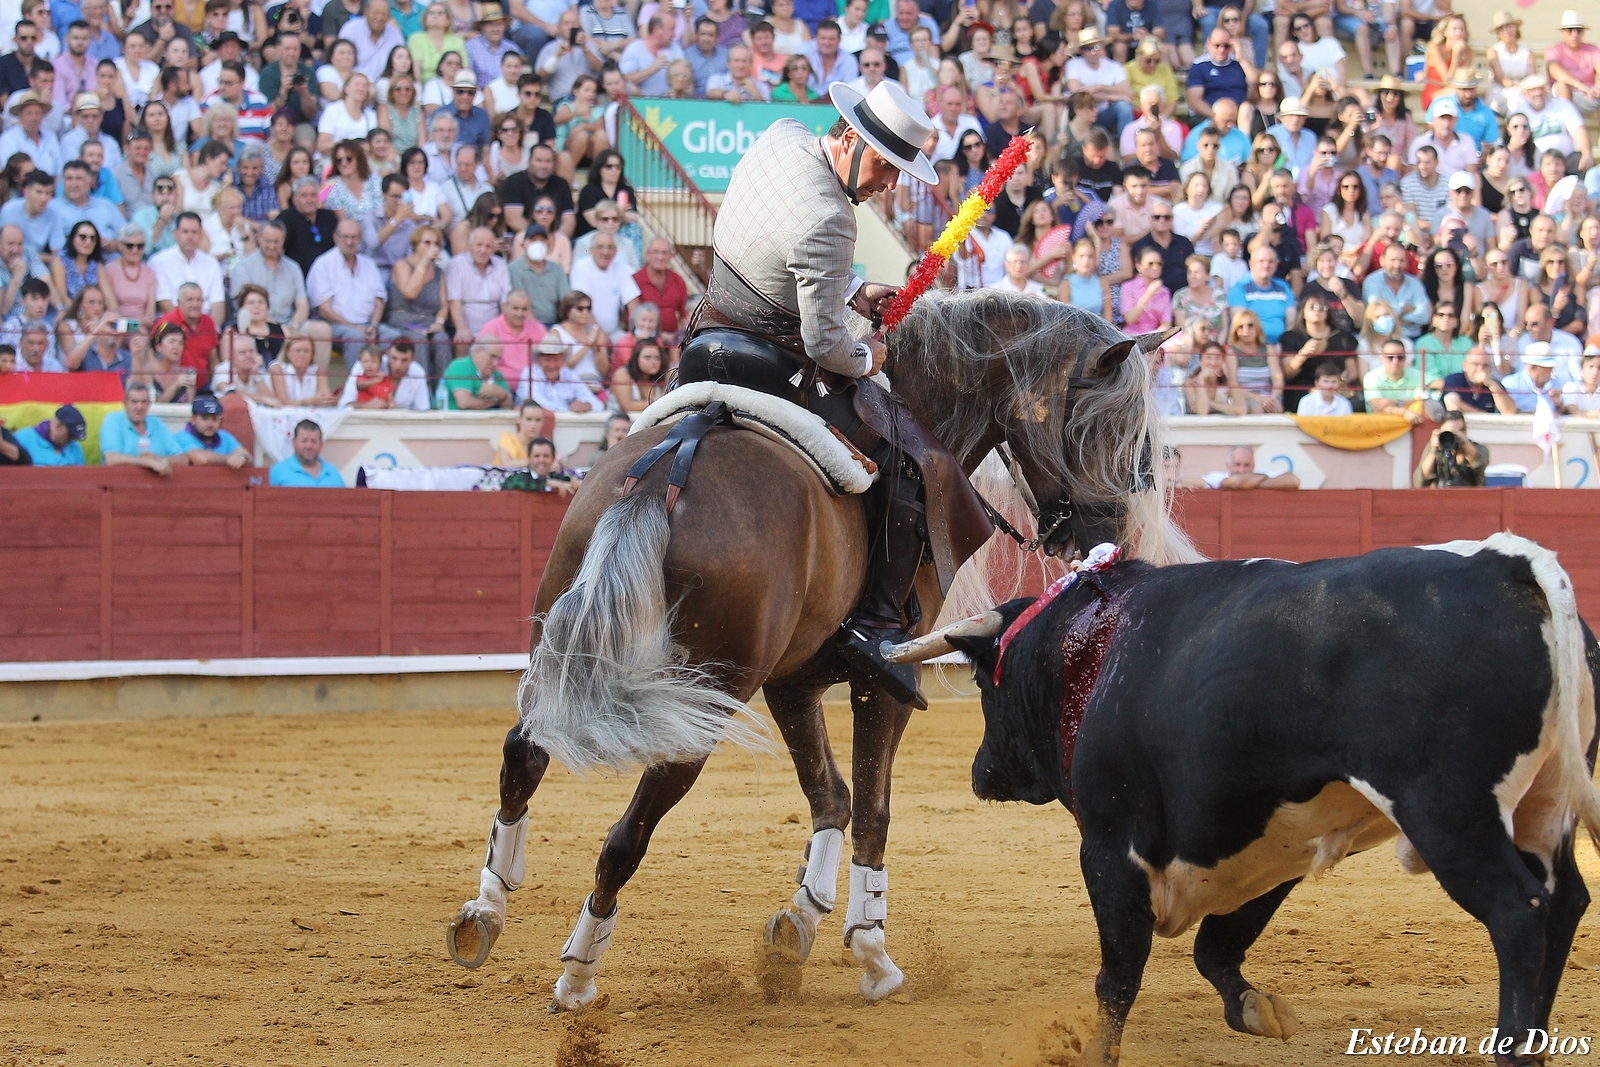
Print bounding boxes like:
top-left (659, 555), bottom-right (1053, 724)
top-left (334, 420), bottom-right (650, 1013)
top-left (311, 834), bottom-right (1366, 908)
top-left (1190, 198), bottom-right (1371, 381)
top-left (827, 80), bottom-right (937, 185)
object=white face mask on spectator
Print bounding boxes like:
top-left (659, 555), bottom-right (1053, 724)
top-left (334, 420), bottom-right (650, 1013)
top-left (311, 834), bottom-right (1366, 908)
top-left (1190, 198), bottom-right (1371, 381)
top-left (526, 240), bottom-right (548, 263)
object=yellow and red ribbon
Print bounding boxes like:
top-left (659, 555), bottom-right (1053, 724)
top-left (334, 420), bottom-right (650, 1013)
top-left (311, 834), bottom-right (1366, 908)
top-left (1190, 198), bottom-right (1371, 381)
top-left (881, 133), bottom-right (1033, 333)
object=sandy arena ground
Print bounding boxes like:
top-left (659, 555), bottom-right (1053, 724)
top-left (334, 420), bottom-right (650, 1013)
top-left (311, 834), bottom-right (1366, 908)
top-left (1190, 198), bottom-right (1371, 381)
top-left (5, 698), bottom-right (1600, 1067)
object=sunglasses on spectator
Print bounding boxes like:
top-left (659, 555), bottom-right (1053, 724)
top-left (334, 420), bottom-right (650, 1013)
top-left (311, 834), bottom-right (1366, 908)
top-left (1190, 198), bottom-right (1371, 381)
top-left (574, 304), bottom-right (592, 311)
top-left (455, 87), bottom-right (475, 94)
top-left (1150, 213), bottom-right (1172, 220)
top-left (602, 161), bottom-right (622, 169)
top-left (597, 213), bottom-right (620, 222)
top-left (1383, 354), bottom-right (1407, 361)
top-left (122, 241), bottom-right (144, 250)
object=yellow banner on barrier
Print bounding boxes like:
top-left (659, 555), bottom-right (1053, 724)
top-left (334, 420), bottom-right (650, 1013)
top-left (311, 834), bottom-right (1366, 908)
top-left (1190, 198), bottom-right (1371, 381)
top-left (1289, 413), bottom-right (1414, 451)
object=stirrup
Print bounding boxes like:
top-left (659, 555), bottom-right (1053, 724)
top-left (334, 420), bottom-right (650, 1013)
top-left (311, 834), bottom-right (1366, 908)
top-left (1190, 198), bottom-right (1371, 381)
top-left (836, 624), bottom-right (928, 710)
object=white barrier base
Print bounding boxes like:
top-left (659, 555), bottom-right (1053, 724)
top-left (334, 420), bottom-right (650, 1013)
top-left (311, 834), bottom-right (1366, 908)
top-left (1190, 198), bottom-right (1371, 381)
top-left (0, 653), bottom-right (529, 684)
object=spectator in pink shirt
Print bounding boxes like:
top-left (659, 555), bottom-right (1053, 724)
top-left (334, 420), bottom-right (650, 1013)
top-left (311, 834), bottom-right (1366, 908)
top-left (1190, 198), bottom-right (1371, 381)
top-left (478, 289), bottom-right (546, 384)
top-left (1547, 11), bottom-right (1600, 114)
top-left (1120, 246), bottom-right (1173, 332)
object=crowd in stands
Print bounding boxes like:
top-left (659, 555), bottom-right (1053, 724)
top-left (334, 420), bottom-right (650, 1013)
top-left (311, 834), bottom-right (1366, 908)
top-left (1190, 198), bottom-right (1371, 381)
top-left (855, 0), bottom-right (1600, 418)
top-left (6, 0), bottom-right (1600, 485)
top-left (0, 0), bottom-right (700, 462)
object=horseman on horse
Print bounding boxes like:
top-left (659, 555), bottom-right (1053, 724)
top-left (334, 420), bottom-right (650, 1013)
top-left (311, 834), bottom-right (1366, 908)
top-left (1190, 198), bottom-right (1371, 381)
top-left (445, 80), bottom-right (1190, 1006)
top-left (678, 80), bottom-right (993, 710)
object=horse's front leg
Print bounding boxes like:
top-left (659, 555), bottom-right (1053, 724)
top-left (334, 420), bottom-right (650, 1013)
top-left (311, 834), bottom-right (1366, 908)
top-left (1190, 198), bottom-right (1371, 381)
top-left (761, 681), bottom-right (852, 974)
top-left (448, 725), bottom-right (549, 968)
top-left (844, 680), bottom-right (917, 1002)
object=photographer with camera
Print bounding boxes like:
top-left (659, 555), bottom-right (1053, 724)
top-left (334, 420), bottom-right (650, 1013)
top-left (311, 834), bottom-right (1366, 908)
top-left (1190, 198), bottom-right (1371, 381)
top-left (259, 29), bottom-right (320, 129)
top-left (1413, 409), bottom-right (1489, 487)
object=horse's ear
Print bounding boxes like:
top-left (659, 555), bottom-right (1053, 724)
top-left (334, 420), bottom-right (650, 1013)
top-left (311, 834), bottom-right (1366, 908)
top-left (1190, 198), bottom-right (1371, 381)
top-left (1094, 338), bottom-right (1138, 376)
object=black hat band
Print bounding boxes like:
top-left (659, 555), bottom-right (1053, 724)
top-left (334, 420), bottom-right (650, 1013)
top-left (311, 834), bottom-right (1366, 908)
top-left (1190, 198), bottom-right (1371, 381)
top-left (852, 100), bottom-right (917, 163)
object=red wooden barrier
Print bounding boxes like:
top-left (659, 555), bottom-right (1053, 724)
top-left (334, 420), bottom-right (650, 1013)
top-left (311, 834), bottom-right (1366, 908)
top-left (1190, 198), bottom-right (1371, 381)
top-left (4, 479), bottom-right (1600, 664)
top-left (1, 473), bottom-right (570, 663)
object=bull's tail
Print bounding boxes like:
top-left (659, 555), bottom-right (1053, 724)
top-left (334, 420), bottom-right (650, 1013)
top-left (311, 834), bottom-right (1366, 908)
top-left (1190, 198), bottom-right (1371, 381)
top-left (517, 492), bottom-right (771, 774)
top-left (1504, 533), bottom-right (1600, 852)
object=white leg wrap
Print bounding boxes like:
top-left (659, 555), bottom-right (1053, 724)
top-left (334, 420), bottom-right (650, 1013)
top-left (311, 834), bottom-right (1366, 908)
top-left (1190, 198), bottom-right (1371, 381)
top-left (843, 862), bottom-right (889, 943)
top-left (484, 811), bottom-right (529, 892)
top-left (551, 895), bottom-right (618, 1011)
top-left (793, 827), bottom-right (845, 917)
top-left (844, 862), bottom-right (902, 1001)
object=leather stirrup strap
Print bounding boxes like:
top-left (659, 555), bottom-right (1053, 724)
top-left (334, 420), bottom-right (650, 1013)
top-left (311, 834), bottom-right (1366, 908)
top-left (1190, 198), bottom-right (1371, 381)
top-left (622, 401), bottom-right (729, 516)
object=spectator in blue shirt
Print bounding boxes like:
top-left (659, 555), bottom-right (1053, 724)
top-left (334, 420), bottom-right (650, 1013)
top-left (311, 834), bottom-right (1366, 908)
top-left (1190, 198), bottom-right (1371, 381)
top-left (1227, 245), bottom-right (1295, 346)
top-left (1265, 96), bottom-right (1316, 177)
top-left (882, 0), bottom-right (938, 65)
top-left (0, 171), bottom-right (66, 265)
top-left (1179, 98), bottom-right (1250, 164)
top-left (1425, 71), bottom-right (1501, 148)
top-left (1501, 346), bottom-right (1562, 413)
top-left (269, 419), bottom-right (346, 486)
top-left (1360, 243), bottom-right (1432, 339)
top-left (100, 381), bottom-right (188, 475)
top-left (173, 393), bottom-right (251, 468)
top-left (1185, 30), bottom-right (1250, 121)
top-left (13, 404), bottom-right (86, 465)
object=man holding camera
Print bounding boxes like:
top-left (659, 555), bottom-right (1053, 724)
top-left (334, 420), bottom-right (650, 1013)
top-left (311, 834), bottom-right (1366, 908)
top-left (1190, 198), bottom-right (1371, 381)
top-left (259, 30), bottom-right (319, 128)
top-left (1413, 410), bottom-right (1489, 488)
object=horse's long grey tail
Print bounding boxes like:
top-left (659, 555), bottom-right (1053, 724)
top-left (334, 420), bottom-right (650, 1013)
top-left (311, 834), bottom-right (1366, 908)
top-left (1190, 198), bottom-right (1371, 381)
top-left (517, 492), bottom-right (771, 773)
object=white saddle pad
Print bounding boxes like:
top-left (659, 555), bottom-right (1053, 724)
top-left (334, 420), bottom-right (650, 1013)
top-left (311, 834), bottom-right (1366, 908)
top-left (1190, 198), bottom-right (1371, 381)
top-left (632, 381), bottom-right (878, 495)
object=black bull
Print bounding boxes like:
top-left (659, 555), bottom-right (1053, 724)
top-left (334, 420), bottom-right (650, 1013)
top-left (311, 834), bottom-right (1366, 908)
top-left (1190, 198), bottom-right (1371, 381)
top-left (916, 535), bottom-right (1600, 1066)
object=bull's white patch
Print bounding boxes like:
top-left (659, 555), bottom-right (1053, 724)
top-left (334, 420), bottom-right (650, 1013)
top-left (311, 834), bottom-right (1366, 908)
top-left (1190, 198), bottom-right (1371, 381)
top-left (1129, 782), bottom-right (1398, 938)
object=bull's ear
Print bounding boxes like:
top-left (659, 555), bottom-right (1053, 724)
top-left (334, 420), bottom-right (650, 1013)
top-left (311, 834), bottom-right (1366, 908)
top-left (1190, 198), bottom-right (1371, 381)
top-left (946, 631), bottom-right (1002, 684)
top-left (1093, 338), bottom-right (1138, 377)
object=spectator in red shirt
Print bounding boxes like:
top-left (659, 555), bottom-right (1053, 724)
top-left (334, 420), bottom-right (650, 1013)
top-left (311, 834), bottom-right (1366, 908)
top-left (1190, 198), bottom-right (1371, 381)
top-left (633, 237), bottom-right (689, 339)
top-left (153, 281), bottom-right (220, 387)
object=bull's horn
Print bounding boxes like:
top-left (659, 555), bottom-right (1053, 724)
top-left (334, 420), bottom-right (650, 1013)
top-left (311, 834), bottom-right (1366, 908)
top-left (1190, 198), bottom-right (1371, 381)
top-left (1134, 327), bottom-right (1182, 353)
top-left (883, 611), bottom-right (1005, 663)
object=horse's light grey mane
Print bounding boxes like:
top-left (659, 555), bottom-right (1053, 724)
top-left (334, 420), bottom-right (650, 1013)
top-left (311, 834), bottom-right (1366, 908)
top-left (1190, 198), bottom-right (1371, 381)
top-left (892, 291), bottom-right (1201, 625)
top-left (891, 290), bottom-right (1160, 513)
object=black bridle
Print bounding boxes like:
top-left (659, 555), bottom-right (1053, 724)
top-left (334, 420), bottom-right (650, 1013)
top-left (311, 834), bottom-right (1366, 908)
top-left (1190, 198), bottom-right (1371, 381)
top-left (976, 346), bottom-right (1111, 556)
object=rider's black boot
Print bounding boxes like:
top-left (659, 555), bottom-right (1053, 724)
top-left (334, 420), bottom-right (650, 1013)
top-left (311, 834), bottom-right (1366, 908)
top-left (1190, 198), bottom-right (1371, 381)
top-left (836, 470), bottom-right (930, 710)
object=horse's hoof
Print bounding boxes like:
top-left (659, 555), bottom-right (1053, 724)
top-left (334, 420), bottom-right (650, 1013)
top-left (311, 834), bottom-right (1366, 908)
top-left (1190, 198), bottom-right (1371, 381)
top-left (859, 964), bottom-right (905, 1003)
top-left (764, 908), bottom-right (813, 966)
top-left (550, 972), bottom-right (599, 1013)
top-left (446, 908), bottom-right (499, 969)
top-left (1239, 989), bottom-right (1299, 1040)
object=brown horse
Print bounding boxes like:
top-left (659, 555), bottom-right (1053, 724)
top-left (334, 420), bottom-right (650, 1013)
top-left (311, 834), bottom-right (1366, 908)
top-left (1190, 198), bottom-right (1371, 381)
top-left (446, 292), bottom-right (1193, 1006)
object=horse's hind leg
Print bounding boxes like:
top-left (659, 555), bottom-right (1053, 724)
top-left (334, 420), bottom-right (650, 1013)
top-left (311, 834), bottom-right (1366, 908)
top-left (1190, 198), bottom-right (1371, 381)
top-left (550, 757), bottom-right (708, 1011)
top-left (843, 681), bottom-right (916, 1003)
top-left (762, 681), bottom-right (853, 970)
top-left (1194, 878), bottom-right (1302, 1040)
top-left (448, 725), bottom-right (551, 969)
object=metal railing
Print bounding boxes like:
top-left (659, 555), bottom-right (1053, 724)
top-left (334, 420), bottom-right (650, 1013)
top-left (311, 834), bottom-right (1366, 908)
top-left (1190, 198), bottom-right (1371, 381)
top-left (615, 98), bottom-right (719, 287)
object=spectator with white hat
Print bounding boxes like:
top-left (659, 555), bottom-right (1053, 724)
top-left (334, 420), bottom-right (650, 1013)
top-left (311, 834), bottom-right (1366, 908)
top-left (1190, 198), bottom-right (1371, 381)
top-left (1428, 69), bottom-right (1501, 149)
top-left (1439, 171), bottom-right (1497, 253)
top-left (1064, 27), bottom-right (1134, 137)
top-left (1547, 10), bottom-right (1600, 114)
top-left (1408, 96), bottom-right (1479, 177)
top-left (0, 91), bottom-right (61, 176)
top-left (1502, 342), bottom-right (1564, 412)
top-left (1515, 73), bottom-right (1591, 172)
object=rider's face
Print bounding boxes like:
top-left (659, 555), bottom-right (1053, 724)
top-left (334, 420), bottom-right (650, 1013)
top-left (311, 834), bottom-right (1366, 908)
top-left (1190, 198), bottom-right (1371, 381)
top-left (834, 131), bottom-right (900, 199)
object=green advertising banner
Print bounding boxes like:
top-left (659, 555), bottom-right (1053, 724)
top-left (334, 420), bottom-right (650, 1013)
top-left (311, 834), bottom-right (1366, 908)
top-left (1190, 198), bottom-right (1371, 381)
top-left (624, 99), bottom-right (840, 192)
